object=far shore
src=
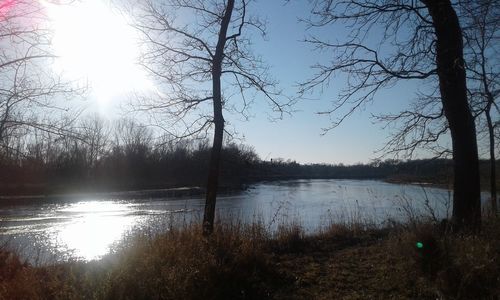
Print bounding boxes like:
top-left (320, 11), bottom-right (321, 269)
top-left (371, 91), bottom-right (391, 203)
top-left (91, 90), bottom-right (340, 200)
top-left (0, 186), bottom-right (205, 202)
top-left (0, 176), bottom-right (461, 203)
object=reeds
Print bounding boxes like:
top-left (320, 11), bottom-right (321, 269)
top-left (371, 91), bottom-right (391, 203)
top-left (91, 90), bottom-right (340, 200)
top-left (1, 215), bottom-right (498, 299)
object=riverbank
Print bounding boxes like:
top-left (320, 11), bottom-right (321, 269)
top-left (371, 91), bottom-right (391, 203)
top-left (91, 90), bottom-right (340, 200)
top-left (1, 173), bottom-right (497, 203)
top-left (1, 217), bottom-right (499, 299)
top-left (0, 176), bottom-right (457, 203)
top-left (0, 186), bottom-right (205, 203)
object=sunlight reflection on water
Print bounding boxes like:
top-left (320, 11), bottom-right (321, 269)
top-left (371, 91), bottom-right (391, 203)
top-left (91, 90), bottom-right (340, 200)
top-left (53, 201), bottom-right (138, 261)
top-left (0, 179), bottom-right (489, 264)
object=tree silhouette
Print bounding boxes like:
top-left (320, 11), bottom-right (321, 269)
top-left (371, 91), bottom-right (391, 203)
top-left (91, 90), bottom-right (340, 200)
top-left (134, 0), bottom-right (290, 235)
top-left (461, 0), bottom-right (499, 214)
top-left (302, 0), bottom-right (481, 231)
top-left (0, 0), bottom-right (80, 156)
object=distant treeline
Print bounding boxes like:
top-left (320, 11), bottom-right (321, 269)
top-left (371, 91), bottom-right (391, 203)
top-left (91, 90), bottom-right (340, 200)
top-left (253, 158), bottom-right (497, 190)
top-left (0, 118), bottom-right (498, 196)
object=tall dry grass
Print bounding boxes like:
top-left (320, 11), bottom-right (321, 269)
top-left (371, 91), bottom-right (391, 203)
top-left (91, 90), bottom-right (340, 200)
top-left (1, 220), bottom-right (286, 300)
top-left (0, 214), bottom-right (498, 299)
top-left (386, 216), bottom-right (500, 299)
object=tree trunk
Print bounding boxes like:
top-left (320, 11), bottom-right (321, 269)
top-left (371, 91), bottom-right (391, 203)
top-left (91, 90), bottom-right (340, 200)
top-left (422, 0), bottom-right (481, 231)
top-left (202, 0), bottom-right (235, 236)
top-left (486, 104), bottom-right (497, 214)
top-left (481, 41), bottom-right (497, 214)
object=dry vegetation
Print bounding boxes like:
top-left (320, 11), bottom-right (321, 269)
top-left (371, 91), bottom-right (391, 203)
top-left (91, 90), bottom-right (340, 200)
top-left (1, 217), bottom-right (499, 299)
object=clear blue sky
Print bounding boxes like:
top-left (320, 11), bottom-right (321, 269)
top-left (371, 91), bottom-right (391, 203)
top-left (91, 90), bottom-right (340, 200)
top-left (225, 1), bottom-right (435, 164)
top-left (74, 0), bottom-right (448, 164)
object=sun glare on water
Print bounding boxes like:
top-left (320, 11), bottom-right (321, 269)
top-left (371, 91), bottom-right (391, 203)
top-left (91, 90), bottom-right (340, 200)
top-left (56, 201), bottom-right (137, 261)
top-left (44, 0), bottom-right (151, 109)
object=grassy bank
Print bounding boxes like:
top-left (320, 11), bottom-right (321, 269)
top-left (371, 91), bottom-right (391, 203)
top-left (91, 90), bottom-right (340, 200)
top-left (1, 217), bottom-right (499, 299)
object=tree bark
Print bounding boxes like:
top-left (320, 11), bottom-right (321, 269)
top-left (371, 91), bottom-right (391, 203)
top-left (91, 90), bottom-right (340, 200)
top-left (202, 0), bottom-right (235, 236)
top-left (421, 0), bottom-right (481, 231)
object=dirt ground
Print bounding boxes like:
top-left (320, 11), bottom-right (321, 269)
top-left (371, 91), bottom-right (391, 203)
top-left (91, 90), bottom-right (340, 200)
top-left (268, 235), bottom-right (437, 299)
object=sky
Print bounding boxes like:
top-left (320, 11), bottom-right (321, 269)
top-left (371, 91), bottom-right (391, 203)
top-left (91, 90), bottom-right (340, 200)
top-left (225, 1), bottom-right (434, 164)
top-left (46, 0), bottom-right (450, 165)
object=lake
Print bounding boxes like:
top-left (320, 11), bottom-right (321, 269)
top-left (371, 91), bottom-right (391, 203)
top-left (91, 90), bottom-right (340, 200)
top-left (0, 179), bottom-right (468, 263)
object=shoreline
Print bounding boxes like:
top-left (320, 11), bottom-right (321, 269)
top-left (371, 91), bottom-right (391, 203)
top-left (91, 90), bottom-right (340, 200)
top-left (0, 186), bottom-right (205, 202)
top-left (0, 177), bottom-right (458, 202)
top-left (3, 176), bottom-right (495, 203)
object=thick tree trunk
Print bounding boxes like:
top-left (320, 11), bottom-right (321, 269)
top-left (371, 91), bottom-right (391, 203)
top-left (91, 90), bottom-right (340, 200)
top-left (422, 0), bottom-right (481, 231)
top-left (202, 0), bottom-right (235, 236)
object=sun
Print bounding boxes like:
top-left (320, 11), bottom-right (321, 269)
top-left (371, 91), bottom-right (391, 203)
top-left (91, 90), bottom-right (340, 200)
top-left (45, 0), bottom-right (151, 106)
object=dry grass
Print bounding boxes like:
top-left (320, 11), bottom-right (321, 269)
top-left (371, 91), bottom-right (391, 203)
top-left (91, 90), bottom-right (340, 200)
top-left (0, 217), bottom-right (499, 299)
top-left (387, 217), bottom-right (500, 299)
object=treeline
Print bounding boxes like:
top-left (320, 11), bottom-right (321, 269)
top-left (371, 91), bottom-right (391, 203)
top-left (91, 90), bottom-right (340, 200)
top-left (0, 117), bottom-right (497, 196)
top-left (0, 118), bottom-right (258, 195)
top-left (255, 158), bottom-right (497, 188)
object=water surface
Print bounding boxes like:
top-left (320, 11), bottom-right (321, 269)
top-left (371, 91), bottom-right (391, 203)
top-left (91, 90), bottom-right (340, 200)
top-left (0, 179), bottom-right (462, 263)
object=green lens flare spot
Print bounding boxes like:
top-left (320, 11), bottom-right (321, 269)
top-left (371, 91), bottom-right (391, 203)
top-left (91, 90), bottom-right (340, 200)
top-left (416, 242), bottom-right (424, 249)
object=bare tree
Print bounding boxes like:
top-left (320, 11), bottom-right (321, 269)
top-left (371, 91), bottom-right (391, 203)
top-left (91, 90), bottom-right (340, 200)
top-left (461, 0), bottom-right (499, 214)
top-left (134, 0), bottom-right (290, 234)
top-left (0, 0), bottom-right (81, 158)
top-left (79, 115), bottom-right (111, 171)
top-left (113, 118), bottom-right (153, 154)
top-left (368, 0), bottom-right (499, 212)
top-left (303, 0), bottom-right (481, 230)
top-left (374, 89), bottom-right (451, 159)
